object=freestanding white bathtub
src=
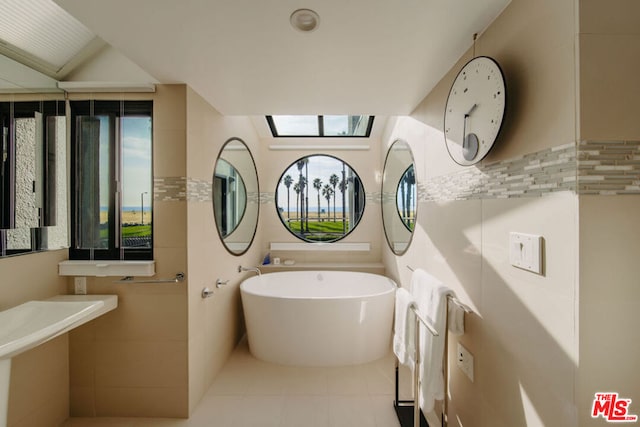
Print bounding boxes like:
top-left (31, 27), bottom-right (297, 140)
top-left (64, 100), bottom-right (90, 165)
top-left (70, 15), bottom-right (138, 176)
top-left (240, 270), bottom-right (397, 367)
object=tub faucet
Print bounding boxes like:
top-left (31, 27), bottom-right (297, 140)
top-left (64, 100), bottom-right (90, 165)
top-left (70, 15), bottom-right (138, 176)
top-left (238, 265), bottom-right (261, 276)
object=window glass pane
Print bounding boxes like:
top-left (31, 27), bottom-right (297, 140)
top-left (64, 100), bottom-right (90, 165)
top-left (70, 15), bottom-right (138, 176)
top-left (71, 100), bottom-right (153, 260)
top-left (47, 115), bottom-right (68, 248)
top-left (396, 165), bottom-right (416, 231)
top-left (98, 116), bottom-right (112, 249)
top-left (268, 115), bottom-right (372, 137)
top-left (271, 115), bottom-right (319, 136)
top-left (275, 154), bottom-right (365, 242)
top-left (121, 116), bottom-right (152, 249)
top-left (323, 115), bottom-right (349, 136)
top-left (76, 114), bottom-right (112, 249)
top-left (350, 115), bottom-right (373, 136)
top-left (0, 115), bottom-right (10, 229)
top-left (324, 115), bottom-right (371, 136)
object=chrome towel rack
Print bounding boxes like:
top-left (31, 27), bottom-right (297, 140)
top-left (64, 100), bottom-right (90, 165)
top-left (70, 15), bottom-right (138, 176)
top-left (406, 265), bottom-right (472, 312)
top-left (394, 266), bottom-right (473, 427)
top-left (113, 272), bottom-right (185, 284)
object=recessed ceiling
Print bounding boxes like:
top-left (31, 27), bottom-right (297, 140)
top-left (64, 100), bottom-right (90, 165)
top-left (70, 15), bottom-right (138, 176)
top-left (54, 0), bottom-right (510, 116)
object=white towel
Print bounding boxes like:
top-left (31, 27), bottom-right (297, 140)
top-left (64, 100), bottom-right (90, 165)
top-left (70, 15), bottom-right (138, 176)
top-left (410, 269), bottom-right (453, 415)
top-left (448, 301), bottom-right (465, 335)
top-left (393, 287), bottom-right (417, 367)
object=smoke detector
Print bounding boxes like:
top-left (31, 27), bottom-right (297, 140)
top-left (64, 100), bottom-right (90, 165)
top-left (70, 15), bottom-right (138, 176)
top-left (290, 9), bottom-right (320, 33)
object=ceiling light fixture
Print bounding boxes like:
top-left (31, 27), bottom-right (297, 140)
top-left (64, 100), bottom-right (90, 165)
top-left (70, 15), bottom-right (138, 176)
top-left (290, 9), bottom-right (320, 33)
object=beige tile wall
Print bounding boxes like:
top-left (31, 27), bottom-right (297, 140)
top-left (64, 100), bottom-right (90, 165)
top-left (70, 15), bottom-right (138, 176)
top-left (184, 87), bottom-right (264, 413)
top-left (578, 0), bottom-right (640, 140)
top-left (578, 196), bottom-right (640, 426)
top-left (383, 0), bottom-right (581, 426)
top-left (0, 249), bottom-right (69, 427)
top-left (68, 85), bottom-right (190, 418)
top-left (577, 0), bottom-right (640, 425)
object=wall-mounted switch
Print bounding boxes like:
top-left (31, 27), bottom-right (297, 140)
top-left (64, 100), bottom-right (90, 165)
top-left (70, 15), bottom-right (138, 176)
top-left (509, 232), bottom-right (543, 274)
top-left (74, 277), bottom-right (87, 295)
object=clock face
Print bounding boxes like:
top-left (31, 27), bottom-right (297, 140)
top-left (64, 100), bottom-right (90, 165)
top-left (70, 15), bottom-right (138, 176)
top-left (444, 56), bottom-right (506, 166)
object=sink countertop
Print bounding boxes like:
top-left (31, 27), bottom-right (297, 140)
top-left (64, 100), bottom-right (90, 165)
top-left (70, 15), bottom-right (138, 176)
top-left (46, 294), bottom-right (118, 327)
top-left (0, 295), bottom-right (118, 360)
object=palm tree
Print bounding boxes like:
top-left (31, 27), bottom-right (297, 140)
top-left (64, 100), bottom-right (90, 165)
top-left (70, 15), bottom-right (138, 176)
top-left (299, 176), bottom-right (306, 226)
top-left (296, 160), bottom-right (307, 231)
top-left (329, 173), bottom-right (339, 221)
top-left (339, 178), bottom-right (348, 232)
top-left (322, 184), bottom-right (334, 222)
top-left (304, 159), bottom-right (310, 232)
top-left (293, 182), bottom-right (300, 227)
top-left (313, 178), bottom-right (322, 222)
top-left (283, 174), bottom-right (293, 219)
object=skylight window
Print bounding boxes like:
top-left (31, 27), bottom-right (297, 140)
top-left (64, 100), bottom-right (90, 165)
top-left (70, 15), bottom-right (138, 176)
top-left (0, 0), bottom-right (96, 72)
top-left (267, 115), bottom-right (374, 137)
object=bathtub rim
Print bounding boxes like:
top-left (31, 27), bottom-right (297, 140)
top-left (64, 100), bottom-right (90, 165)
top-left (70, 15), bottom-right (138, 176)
top-left (239, 270), bottom-right (397, 301)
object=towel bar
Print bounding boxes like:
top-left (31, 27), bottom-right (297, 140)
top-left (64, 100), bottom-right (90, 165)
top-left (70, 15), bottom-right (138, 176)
top-left (394, 276), bottom-right (474, 427)
top-left (394, 303), bottom-right (439, 427)
top-left (113, 272), bottom-right (185, 284)
top-left (406, 265), bottom-right (473, 314)
top-left (414, 306), bottom-right (438, 427)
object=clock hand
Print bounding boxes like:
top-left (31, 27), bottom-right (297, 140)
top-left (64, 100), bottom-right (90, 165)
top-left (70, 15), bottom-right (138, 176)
top-left (462, 103), bottom-right (476, 149)
top-left (462, 111), bottom-right (468, 147)
top-left (465, 103), bottom-right (478, 118)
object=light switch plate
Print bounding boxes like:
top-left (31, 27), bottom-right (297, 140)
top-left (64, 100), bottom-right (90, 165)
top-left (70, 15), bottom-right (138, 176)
top-left (509, 232), bottom-right (543, 274)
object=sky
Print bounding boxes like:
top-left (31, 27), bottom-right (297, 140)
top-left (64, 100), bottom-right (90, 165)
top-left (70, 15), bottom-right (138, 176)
top-left (276, 155), bottom-right (351, 212)
top-left (122, 116), bottom-right (152, 208)
top-left (271, 115), bottom-right (364, 136)
top-left (98, 116), bottom-right (152, 209)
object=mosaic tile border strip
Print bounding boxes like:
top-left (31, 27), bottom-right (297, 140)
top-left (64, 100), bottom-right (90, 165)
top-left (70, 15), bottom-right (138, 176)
top-left (367, 191), bottom-right (382, 204)
top-left (260, 192), bottom-right (276, 204)
top-left (419, 140), bottom-right (640, 201)
top-left (577, 140), bottom-right (640, 195)
top-left (155, 177), bottom-right (261, 203)
top-left (247, 191), bottom-right (260, 204)
top-left (187, 178), bottom-right (212, 202)
top-left (154, 177), bottom-right (187, 202)
top-left (420, 143), bottom-right (577, 201)
top-left (154, 141), bottom-right (640, 204)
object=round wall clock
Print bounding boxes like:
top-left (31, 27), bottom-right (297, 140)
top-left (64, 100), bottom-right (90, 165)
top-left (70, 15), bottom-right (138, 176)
top-left (444, 56), bottom-right (506, 166)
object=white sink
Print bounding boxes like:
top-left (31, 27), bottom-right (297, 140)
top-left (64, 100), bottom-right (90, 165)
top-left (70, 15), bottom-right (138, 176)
top-left (1, 300), bottom-right (101, 360)
top-left (0, 295), bottom-right (117, 427)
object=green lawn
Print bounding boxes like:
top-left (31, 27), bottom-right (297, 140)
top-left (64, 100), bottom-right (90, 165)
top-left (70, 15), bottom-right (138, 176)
top-left (122, 224), bottom-right (152, 238)
top-left (285, 220), bottom-right (352, 241)
top-left (100, 224), bottom-right (151, 238)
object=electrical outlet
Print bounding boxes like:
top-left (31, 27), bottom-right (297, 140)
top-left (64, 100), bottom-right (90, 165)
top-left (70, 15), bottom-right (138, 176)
top-left (457, 342), bottom-right (474, 382)
top-left (74, 277), bottom-right (87, 295)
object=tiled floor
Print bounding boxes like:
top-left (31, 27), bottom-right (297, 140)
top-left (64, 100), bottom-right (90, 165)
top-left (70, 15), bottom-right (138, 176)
top-left (63, 339), bottom-right (411, 427)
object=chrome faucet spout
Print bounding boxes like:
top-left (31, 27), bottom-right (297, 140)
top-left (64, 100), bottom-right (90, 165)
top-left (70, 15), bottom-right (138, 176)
top-left (238, 265), bottom-right (261, 276)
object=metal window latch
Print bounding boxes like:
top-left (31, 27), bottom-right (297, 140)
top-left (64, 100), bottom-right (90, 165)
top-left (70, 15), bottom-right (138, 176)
top-left (216, 279), bottom-right (229, 288)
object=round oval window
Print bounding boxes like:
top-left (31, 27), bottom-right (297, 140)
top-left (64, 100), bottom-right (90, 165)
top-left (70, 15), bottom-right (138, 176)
top-left (275, 154), bottom-right (365, 242)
